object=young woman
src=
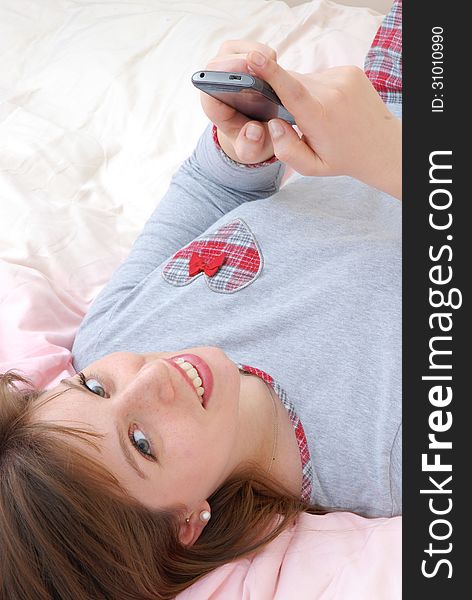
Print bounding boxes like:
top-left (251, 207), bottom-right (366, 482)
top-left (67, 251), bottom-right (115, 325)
top-left (1, 3), bottom-right (402, 598)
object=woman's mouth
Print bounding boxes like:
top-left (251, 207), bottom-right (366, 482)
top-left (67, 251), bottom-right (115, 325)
top-left (167, 354), bottom-right (213, 408)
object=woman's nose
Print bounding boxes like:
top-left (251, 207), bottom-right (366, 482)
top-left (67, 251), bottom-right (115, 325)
top-left (119, 359), bottom-right (175, 409)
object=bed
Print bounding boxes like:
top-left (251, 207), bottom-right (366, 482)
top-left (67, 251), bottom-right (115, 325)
top-left (0, 1), bottom-right (401, 597)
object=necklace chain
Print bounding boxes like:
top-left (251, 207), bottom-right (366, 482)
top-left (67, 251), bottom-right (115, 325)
top-left (240, 372), bottom-right (279, 475)
top-left (265, 384), bottom-right (279, 474)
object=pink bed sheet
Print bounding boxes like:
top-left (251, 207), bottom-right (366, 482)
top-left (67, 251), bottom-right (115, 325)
top-left (0, 259), bottom-right (79, 389)
top-left (177, 512), bottom-right (401, 600)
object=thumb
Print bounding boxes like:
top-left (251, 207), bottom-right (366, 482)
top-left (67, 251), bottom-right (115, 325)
top-left (268, 119), bottom-right (325, 176)
top-left (232, 121), bottom-right (273, 164)
top-left (247, 51), bottom-right (323, 134)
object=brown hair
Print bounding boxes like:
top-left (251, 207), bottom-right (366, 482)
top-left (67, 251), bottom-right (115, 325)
top-left (1, 370), bottom-right (328, 600)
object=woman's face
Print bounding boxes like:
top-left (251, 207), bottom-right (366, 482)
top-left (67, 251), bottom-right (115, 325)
top-left (35, 347), bottom-right (242, 515)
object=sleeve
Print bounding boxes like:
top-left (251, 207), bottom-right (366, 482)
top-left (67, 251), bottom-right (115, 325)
top-left (80, 122), bottom-right (285, 313)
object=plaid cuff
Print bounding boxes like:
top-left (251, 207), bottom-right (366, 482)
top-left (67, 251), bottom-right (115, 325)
top-left (364, 0), bottom-right (402, 104)
top-left (212, 124), bottom-right (279, 168)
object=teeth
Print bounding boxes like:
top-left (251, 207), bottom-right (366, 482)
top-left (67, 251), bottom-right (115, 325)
top-left (172, 358), bottom-right (205, 399)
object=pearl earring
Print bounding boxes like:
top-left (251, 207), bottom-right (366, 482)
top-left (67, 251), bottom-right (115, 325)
top-left (199, 510), bottom-right (211, 522)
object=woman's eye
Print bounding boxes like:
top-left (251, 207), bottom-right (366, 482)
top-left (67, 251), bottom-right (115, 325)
top-left (129, 427), bottom-right (153, 458)
top-left (78, 373), bottom-right (106, 397)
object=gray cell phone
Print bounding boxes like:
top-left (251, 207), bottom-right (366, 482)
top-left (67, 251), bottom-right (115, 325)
top-left (191, 70), bottom-right (296, 125)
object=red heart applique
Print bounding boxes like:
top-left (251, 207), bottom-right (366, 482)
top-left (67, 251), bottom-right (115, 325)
top-left (162, 218), bottom-right (263, 293)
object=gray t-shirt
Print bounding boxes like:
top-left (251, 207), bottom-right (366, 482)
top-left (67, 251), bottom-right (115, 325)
top-left (72, 105), bottom-right (402, 517)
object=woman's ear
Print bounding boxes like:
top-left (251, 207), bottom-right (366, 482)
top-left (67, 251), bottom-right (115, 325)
top-left (178, 502), bottom-right (211, 546)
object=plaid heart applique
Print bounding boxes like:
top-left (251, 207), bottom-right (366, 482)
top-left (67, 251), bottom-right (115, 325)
top-left (161, 218), bottom-right (263, 293)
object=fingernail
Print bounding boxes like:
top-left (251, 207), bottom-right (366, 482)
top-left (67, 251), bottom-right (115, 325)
top-left (250, 51), bottom-right (266, 67)
top-left (246, 124), bottom-right (262, 141)
top-left (268, 120), bottom-right (284, 139)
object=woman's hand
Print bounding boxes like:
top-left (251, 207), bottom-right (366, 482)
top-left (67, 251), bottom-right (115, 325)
top-left (246, 52), bottom-right (402, 199)
top-left (200, 40), bottom-right (278, 165)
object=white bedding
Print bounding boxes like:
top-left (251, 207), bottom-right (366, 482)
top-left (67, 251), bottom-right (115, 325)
top-left (0, 0), bottom-right (383, 323)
